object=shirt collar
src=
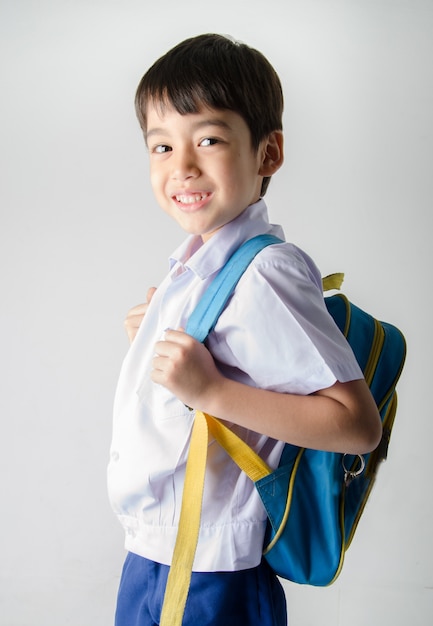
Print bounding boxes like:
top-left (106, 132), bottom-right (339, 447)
top-left (168, 199), bottom-right (285, 280)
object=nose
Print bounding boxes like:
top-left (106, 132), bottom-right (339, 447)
top-left (171, 147), bottom-right (200, 181)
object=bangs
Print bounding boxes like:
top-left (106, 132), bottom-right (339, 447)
top-left (135, 33), bottom-right (283, 163)
top-left (135, 64), bottom-right (238, 131)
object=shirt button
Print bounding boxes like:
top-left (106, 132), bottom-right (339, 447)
top-left (111, 451), bottom-right (120, 461)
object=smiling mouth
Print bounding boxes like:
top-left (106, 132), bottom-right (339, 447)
top-left (175, 193), bottom-right (210, 204)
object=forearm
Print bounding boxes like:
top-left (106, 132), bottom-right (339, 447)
top-left (197, 376), bottom-right (382, 455)
top-left (152, 329), bottom-right (382, 455)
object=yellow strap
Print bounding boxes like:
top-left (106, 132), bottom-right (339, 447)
top-left (159, 410), bottom-right (209, 626)
top-left (160, 412), bottom-right (272, 625)
top-left (205, 414), bottom-right (272, 481)
top-left (322, 272), bottom-right (345, 292)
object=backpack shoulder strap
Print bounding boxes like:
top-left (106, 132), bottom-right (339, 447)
top-left (186, 233), bottom-right (282, 342)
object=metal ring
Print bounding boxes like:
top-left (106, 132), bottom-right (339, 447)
top-left (342, 453), bottom-right (365, 478)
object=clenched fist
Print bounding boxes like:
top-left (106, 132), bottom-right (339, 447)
top-left (124, 287), bottom-right (157, 344)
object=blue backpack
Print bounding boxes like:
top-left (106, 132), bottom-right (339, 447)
top-left (185, 233), bottom-right (407, 586)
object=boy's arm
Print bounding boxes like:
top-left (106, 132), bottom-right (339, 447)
top-left (152, 329), bottom-right (383, 456)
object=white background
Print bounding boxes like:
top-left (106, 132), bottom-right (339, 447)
top-left (1, 0), bottom-right (432, 624)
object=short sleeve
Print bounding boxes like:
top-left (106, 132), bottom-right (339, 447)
top-left (207, 242), bottom-right (363, 395)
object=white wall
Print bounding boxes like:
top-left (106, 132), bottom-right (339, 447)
top-left (1, 0), bottom-right (431, 624)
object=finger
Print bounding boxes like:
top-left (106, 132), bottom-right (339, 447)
top-left (125, 324), bottom-right (138, 344)
top-left (124, 308), bottom-right (146, 343)
top-left (124, 314), bottom-right (144, 330)
top-left (151, 354), bottom-right (166, 372)
top-left (126, 287), bottom-right (156, 318)
top-left (147, 286), bottom-right (157, 303)
top-left (163, 328), bottom-right (189, 343)
top-left (126, 305), bottom-right (147, 319)
top-left (153, 338), bottom-right (178, 357)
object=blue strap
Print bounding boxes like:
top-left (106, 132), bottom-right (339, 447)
top-left (186, 234), bottom-right (283, 343)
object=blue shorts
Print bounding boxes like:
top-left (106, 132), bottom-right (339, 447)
top-left (115, 552), bottom-right (287, 626)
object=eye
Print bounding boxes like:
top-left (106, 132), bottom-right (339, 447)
top-left (199, 137), bottom-right (219, 147)
top-left (153, 144), bottom-right (172, 154)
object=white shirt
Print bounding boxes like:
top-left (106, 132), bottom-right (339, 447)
top-left (107, 200), bottom-right (362, 571)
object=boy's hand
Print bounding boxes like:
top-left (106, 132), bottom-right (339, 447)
top-left (152, 329), bottom-right (223, 410)
top-left (124, 287), bottom-right (157, 344)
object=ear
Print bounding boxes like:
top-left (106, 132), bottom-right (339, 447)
top-left (258, 131), bottom-right (284, 176)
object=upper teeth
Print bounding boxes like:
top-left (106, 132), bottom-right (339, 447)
top-left (176, 194), bottom-right (207, 204)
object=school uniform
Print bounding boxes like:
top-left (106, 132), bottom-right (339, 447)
top-left (108, 199), bottom-right (362, 624)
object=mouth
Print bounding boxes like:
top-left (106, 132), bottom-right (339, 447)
top-left (174, 192), bottom-right (210, 205)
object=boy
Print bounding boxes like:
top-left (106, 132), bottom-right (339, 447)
top-left (108, 34), bottom-right (382, 626)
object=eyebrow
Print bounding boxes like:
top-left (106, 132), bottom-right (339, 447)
top-left (145, 118), bottom-right (232, 142)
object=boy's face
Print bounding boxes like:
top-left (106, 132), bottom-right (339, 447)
top-left (145, 102), bottom-right (269, 242)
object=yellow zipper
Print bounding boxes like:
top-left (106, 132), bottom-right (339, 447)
top-left (263, 448), bottom-right (305, 555)
top-left (364, 318), bottom-right (385, 386)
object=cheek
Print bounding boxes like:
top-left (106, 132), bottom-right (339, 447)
top-left (222, 165), bottom-right (252, 197)
top-left (149, 168), bottom-right (164, 195)
top-left (215, 163), bottom-right (241, 193)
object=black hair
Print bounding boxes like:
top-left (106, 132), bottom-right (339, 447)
top-left (135, 34), bottom-right (284, 195)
